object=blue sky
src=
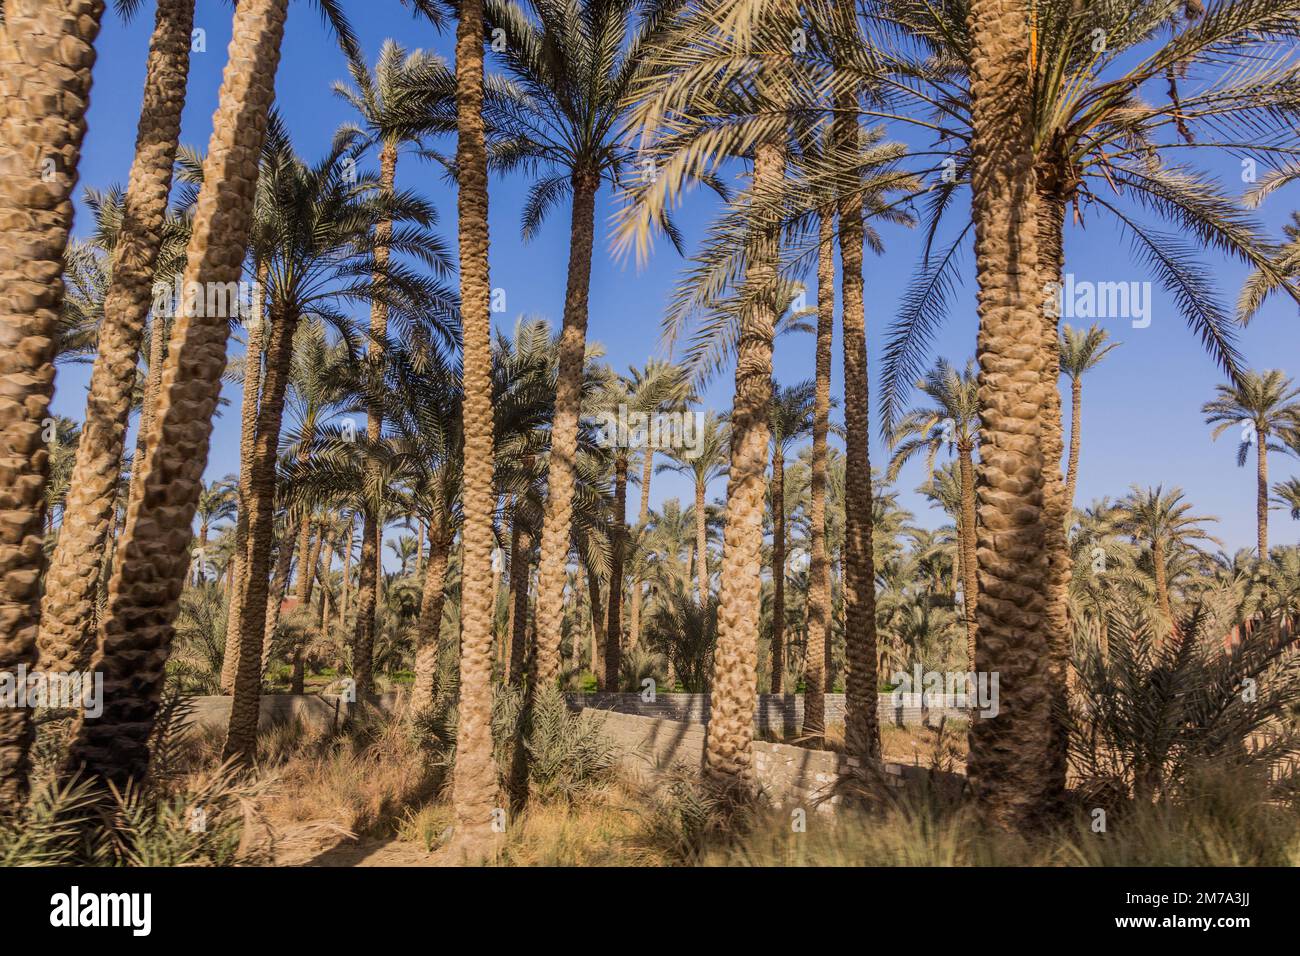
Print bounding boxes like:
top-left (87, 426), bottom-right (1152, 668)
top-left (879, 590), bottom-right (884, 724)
top-left (59, 2), bottom-right (1300, 555)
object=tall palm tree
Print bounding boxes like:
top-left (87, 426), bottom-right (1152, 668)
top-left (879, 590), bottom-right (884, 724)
top-left (658, 413), bottom-right (729, 605)
top-left (767, 380), bottom-right (815, 693)
top-left (334, 40), bottom-right (453, 694)
top-left (486, 0), bottom-right (683, 687)
top-left (222, 125), bottom-right (454, 762)
top-left (68, 0), bottom-right (308, 787)
top-left (624, 360), bottom-right (692, 650)
top-left (447, 0), bottom-right (502, 860)
top-left (888, 358), bottom-right (979, 666)
top-left (1203, 370), bottom-right (1300, 561)
top-left (1059, 324), bottom-right (1119, 509)
top-left (0, 0), bottom-right (103, 802)
top-left (193, 477), bottom-right (238, 583)
top-left (805, 205), bottom-right (834, 740)
top-left (39, 0), bottom-right (195, 675)
top-left (963, 0), bottom-right (1059, 830)
top-left (1120, 485), bottom-right (1221, 625)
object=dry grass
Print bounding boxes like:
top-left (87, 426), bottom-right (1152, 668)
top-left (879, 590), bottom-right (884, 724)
top-left (761, 718), bottom-right (968, 771)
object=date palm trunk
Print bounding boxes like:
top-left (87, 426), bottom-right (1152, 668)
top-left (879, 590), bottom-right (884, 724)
top-left (221, 259), bottom-right (267, 694)
top-left (605, 454), bottom-right (628, 689)
top-left (69, 0), bottom-right (289, 788)
top-left (1036, 171), bottom-right (1073, 799)
top-left (352, 515), bottom-right (379, 695)
top-left (694, 479), bottom-right (709, 603)
top-left (803, 208), bottom-right (834, 742)
top-left (770, 445), bottom-right (786, 694)
top-left (410, 525), bottom-right (451, 713)
top-left (958, 441), bottom-right (979, 667)
top-left (507, 522), bottom-right (532, 686)
top-left (587, 564), bottom-right (604, 684)
top-left (288, 514), bottom-right (322, 694)
top-left (448, 0), bottom-right (502, 858)
top-left (703, 138), bottom-right (782, 793)
top-left (835, 102), bottom-right (880, 768)
top-left (0, 0), bottom-right (103, 802)
top-left (628, 445), bottom-right (654, 648)
top-left (1065, 377), bottom-right (1082, 508)
top-left (1153, 536), bottom-right (1172, 626)
top-left (532, 166), bottom-right (600, 686)
top-left (40, 0), bottom-right (194, 674)
top-left (260, 518), bottom-right (297, 671)
top-left (965, 0), bottom-right (1062, 829)
top-left (1257, 435), bottom-right (1269, 560)
top-left (131, 308), bottom-right (170, 505)
top-left (225, 299), bottom-right (300, 763)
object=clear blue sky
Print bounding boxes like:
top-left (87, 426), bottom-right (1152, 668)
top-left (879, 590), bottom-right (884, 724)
top-left (58, 2), bottom-right (1300, 555)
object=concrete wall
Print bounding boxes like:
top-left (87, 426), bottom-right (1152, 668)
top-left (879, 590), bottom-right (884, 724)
top-left (568, 692), bottom-right (967, 731)
top-left (583, 708), bottom-right (964, 814)
top-left (187, 692), bottom-right (401, 734)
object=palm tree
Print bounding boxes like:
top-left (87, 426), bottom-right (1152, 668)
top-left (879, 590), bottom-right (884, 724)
top-left (887, 358), bottom-right (979, 666)
top-left (486, 0), bottom-right (681, 687)
top-left (1120, 485), bottom-right (1221, 626)
top-left (1273, 477), bottom-right (1300, 530)
top-left (0, 0), bottom-right (103, 801)
top-left (962, 0), bottom-right (1060, 830)
top-left (658, 413), bottom-right (729, 605)
top-left (68, 0), bottom-right (347, 787)
top-left (767, 380), bottom-right (815, 693)
top-left (193, 477), bottom-right (238, 584)
top-left (1059, 324), bottom-right (1119, 509)
top-left (624, 360), bottom-right (692, 650)
top-left (39, 0), bottom-right (195, 676)
top-left (447, 0), bottom-right (502, 860)
top-left (1203, 370), bottom-right (1300, 560)
top-left (335, 40), bottom-right (453, 693)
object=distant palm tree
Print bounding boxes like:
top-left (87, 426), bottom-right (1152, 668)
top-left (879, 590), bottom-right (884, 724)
top-left (658, 414), bottom-right (729, 605)
top-left (194, 478), bottom-right (238, 584)
top-left (887, 358), bottom-right (979, 666)
top-left (1120, 485), bottom-right (1221, 626)
top-left (1203, 370), bottom-right (1300, 560)
top-left (1273, 477), bottom-right (1300, 525)
top-left (487, 0), bottom-right (684, 688)
top-left (1059, 325), bottom-right (1119, 509)
top-left (768, 380), bottom-right (815, 693)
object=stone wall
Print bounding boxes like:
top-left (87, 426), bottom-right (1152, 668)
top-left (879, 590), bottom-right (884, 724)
top-left (187, 692), bottom-right (401, 734)
top-left (583, 708), bottom-right (963, 814)
top-left (568, 692), bottom-right (967, 731)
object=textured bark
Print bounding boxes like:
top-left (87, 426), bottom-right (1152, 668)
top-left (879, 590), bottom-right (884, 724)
top-left (1153, 536), bottom-right (1172, 625)
top-left (507, 525), bottom-right (531, 686)
top-left (131, 311), bottom-right (169, 505)
top-left (69, 0), bottom-right (288, 787)
top-left (351, 512), bottom-right (379, 695)
top-left (410, 527), bottom-right (450, 713)
top-left (835, 103), bottom-right (880, 768)
top-left (1257, 437), bottom-right (1269, 559)
top-left (604, 454), bottom-right (627, 689)
top-left (628, 445), bottom-right (654, 648)
top-left (1036, 176), bottom-right (1072, 798)
top-left (694, 478), bottom-right (709, 603)
top-left (532, 168), bottom-right (599, 686)
top-left (286, 515), bottom-right (322, 695)
top-left (769, 446), bottom-right (786, 694)
top-left (259, 520), bottom-right (296, 673)
top-left (448, 0), bottom-right (502, 855)
top-left (221, 259), bottom-right (266, 694)
top-left (803, 209), bottom-right (834, 742)
top-left (1065, 377), bottom-right (1082, 509)
top-left (224, 297), bottom-right (300, 763)
top-left (339, 516), bottom-right (352, 628)
top-left (958, 443), bottom-right (979, 666)
top-left (703, 139), bottom-right (782, 792)
top-left (0, 0), bottom-right (103, 802)
top-left (587, 564), bottom-right (604, 684)
top-left (40, 0), bottom-right (193, 674)
top-left (965, 0), bottom-right (1062, 829)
